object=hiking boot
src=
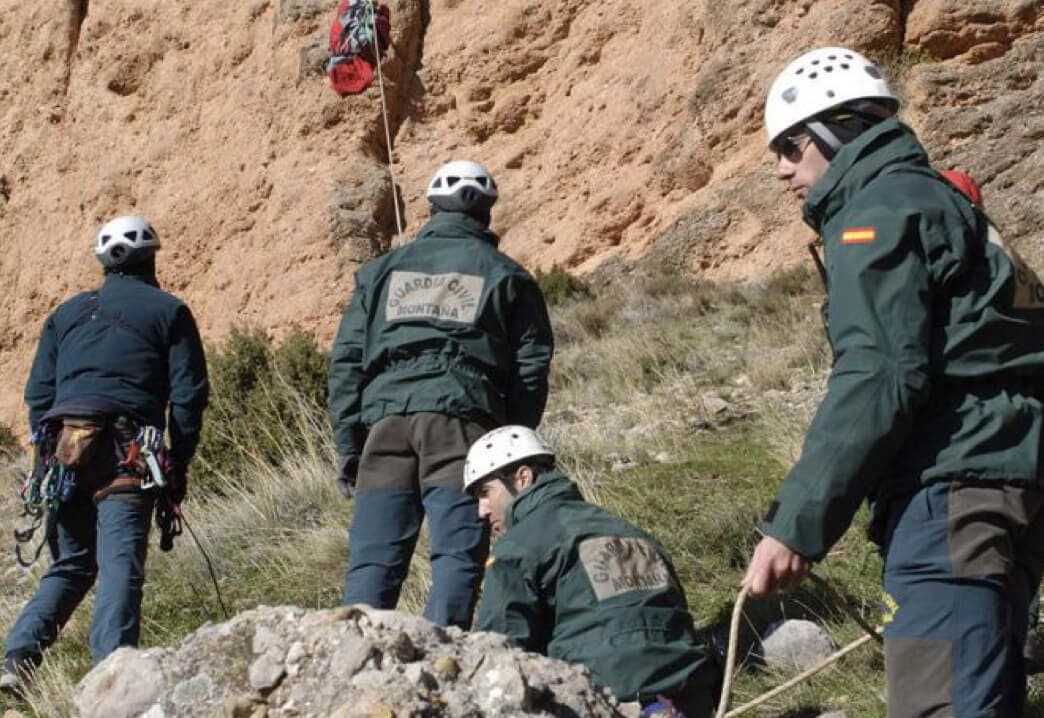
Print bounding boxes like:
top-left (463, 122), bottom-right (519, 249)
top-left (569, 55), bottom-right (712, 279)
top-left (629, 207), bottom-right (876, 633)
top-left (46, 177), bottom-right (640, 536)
top-left (0, 652), bottom-right (40, 696)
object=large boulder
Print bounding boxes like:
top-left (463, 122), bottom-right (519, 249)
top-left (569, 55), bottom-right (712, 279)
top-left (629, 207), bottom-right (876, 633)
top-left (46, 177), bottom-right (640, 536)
top-left (75, 605), bottom-right (626, 718)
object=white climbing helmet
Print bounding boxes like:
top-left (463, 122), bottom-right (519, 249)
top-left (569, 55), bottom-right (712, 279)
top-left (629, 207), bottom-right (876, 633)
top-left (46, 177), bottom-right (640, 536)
top-left (764, 46), bottom-right (899, 149)
top-left (463, 426), bottom-right (554, 494)
top-left (94, 215), bottom-right (161, 268)
top-left (426, 160), bottom-right (498, 213)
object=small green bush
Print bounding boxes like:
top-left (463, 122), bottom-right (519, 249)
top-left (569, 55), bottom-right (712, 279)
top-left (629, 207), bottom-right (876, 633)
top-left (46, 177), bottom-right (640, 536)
top-left (535, 263), bottom-right (593, 305)
top-left (193, 326), bottom-right (329, 489)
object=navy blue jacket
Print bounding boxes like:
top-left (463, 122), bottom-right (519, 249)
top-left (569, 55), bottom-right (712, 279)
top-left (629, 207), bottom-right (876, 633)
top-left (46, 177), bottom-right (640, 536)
top-left (25, 269), bottom-right (209, 466)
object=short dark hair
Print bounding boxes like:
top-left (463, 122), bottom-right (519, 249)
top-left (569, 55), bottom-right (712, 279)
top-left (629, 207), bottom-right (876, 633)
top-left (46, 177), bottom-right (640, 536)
top-left (469, 456), bottom-right (556, 497)
top-left (495, 456), bottom-right (555, 483)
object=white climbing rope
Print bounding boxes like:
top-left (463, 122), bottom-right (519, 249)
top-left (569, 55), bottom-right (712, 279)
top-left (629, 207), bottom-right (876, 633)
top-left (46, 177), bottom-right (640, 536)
top-left (367, 0), bottom-right (404, 241)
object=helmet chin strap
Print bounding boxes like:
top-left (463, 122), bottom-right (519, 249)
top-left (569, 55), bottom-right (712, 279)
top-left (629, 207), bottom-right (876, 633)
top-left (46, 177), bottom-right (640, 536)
top-left (804, 100), bottom-right (897, 161)
top-left (805, 119), bottom-right (843, 158)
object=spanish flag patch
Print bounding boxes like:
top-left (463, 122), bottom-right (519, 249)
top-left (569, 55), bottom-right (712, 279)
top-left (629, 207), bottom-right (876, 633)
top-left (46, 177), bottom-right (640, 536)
top-left (841, 227), bottom-right (876, 244)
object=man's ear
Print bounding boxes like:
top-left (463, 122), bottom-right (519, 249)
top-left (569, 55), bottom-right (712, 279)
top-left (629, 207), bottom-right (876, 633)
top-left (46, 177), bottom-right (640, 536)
top-left (514, 465), bottom-right (535, 492)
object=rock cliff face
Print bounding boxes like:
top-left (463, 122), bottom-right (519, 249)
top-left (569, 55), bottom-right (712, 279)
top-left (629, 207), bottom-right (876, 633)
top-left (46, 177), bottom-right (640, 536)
top-left (0, 0), bottom-right (1041, 426)
top-left (74, 605), bottom-right (626, 718)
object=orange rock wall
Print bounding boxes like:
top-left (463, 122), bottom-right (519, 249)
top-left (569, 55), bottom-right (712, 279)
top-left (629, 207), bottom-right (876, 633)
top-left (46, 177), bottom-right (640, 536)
top-left (0, 0), bottom-right (1040, 429)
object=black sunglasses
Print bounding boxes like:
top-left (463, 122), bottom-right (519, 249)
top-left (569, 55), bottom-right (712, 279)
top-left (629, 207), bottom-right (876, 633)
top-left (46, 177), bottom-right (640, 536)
top-left (773, 133), bottom-right (811, 162)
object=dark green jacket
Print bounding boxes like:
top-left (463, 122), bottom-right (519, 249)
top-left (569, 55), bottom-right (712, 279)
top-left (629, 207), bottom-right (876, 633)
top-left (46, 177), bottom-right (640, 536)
top-left (763, 119), bottom-right (1044, 560)
top-left (25, 269), bottom-right (209, 466)
top-left (475, 471), bottom-right (715, 701)
top-left (328, 212), bottom-right (553, 456)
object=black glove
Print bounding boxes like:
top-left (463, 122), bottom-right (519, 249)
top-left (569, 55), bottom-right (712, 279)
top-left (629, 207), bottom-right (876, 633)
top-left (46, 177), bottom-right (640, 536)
top-left (337, 454), bottom-right (360, 499)
top-left (168, 462), bottom-right (188, 506)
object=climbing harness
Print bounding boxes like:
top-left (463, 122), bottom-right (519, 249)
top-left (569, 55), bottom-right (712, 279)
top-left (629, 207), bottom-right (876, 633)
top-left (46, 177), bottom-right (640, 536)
top-left (714, 573), bottom-right (882, 718)
top-left (11, 417), bottom-right (229, 622)
top-left (366, 0), bottom-right (404, 241)
top-left (14, 419), bottom-right (175, 565)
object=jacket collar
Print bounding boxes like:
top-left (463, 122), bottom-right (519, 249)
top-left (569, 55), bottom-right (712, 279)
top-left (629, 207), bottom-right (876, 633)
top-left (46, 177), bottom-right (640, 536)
top-left (504, 470), bottom-right (583, 530)
top-left (417, 211), bottom-right (500, 246)
top-left (103, 263), bottom-right (160, 288)
top-left (803, 118), bottom-right (932, 232)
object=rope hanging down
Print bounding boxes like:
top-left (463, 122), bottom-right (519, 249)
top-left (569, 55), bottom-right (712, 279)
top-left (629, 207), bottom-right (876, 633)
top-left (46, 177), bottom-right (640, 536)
top-left (367, 1), bottom-right (404, 242)
top-left (179, 507), bottom-right (231, 621)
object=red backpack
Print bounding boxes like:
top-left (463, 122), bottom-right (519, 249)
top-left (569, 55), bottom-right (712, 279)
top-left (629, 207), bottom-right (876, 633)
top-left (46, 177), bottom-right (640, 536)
top-left (326, 0), bottom-right (392, 96)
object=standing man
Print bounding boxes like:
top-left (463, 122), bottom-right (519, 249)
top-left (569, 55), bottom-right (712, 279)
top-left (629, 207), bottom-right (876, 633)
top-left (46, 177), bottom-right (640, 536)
top-left (329, 160), bottom-right (553, 629)
top-left (1, 215), bottom-right (209, 691)
top-left (741, 46), bottom-right (1044, 715)
top-left (466, 426), bottom-right (720, 717)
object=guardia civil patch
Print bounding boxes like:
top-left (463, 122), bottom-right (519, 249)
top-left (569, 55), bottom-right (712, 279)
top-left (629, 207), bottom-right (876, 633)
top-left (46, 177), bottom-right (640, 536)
top-left (578, 536), bottom-right (671, 601)
top-left (841, 227), bottom-right (876, 244)
top-left (385, 271), bottom-right (485, 324)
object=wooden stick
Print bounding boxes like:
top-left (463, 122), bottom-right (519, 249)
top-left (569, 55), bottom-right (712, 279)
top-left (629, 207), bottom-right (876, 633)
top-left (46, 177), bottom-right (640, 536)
top-left (723, 633), bottom-right (875, 717)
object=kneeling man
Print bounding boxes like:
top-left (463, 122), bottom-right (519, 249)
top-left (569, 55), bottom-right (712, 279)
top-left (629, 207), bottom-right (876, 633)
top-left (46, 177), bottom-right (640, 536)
top-left (466, 426), bottom-right (720, 717)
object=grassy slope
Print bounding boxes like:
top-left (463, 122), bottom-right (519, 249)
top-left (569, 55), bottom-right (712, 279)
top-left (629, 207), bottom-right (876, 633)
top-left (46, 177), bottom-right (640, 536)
top-left (2, 269), bottom-right (1042, 716)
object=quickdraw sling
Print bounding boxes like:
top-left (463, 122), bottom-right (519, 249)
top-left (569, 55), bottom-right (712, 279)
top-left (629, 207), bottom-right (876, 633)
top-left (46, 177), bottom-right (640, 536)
top-left (14, 424), bottom-right (63, 567)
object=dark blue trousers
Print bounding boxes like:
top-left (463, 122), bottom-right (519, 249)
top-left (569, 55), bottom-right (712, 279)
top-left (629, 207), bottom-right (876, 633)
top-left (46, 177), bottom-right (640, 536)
top-left (5, 492), bottom-right (153, 665)
top-left (881, 481), bottom-right (1044, 717)
top-left (344, 485), bottom-right (487, 627)
top-left (343, 413), bottom-right (489, 629)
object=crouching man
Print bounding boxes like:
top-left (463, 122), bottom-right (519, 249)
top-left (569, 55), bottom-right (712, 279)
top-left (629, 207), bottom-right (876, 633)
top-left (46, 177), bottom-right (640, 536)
top-left (465, 426), bottom-right (720, 717)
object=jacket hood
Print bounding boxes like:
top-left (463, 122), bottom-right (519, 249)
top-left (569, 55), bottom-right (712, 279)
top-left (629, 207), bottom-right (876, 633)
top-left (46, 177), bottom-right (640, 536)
top-left (505, 470), bottom-right (583, 531)
top-left (803, 118), bottom-right (932, 232)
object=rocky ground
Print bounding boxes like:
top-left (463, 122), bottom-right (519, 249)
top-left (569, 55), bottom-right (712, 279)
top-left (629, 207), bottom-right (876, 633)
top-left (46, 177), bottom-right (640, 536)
top-left (72, 605), bottom-right (627, 718)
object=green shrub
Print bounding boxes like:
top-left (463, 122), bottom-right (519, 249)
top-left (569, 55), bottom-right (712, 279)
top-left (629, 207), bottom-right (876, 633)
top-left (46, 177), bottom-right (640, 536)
top-left (535, 263), bottom-right (593, 305)
top-left (193, 326), bottom-right (329, 490)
